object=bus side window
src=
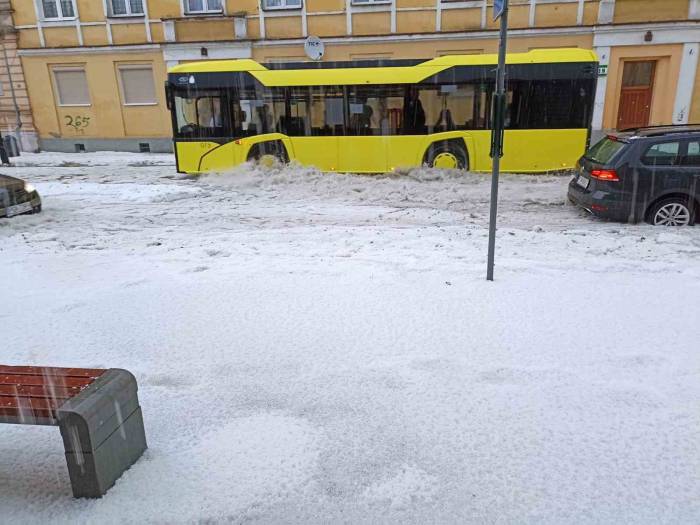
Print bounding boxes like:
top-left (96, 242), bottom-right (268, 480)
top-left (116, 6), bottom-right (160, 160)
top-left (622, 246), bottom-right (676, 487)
top-left (196, 97), bottom-right (223, 129)
top-left (230, 101), bottom-right (245, 136)
top-left (309, 87), bottom-right (343, 136)
top-left (238, 99), bottom-right (268, 135)
top-left (504, 77), bottom-right (593, 130)
top-left (284, 88), bottom-right (311, 136)
top-left (348, 86), bottom-right (404, 136)
top-left (414, 84), bottom-right (481, 134)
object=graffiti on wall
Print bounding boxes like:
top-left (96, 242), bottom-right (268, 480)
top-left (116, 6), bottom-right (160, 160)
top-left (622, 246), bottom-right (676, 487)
top-left (64, 115), bottom-right (91, 134)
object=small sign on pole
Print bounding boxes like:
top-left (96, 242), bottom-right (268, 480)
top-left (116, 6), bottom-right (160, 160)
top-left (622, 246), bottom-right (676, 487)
top-left (493, 0), bottom-right (506, 20)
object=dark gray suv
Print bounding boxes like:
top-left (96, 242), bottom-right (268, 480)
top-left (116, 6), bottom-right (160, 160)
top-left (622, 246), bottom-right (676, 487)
top-left (568, 125), bottom-right (700, 226)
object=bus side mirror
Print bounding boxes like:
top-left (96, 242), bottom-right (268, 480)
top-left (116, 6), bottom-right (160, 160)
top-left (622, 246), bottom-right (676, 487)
top-left (165, 83), bottom-right (173, 110)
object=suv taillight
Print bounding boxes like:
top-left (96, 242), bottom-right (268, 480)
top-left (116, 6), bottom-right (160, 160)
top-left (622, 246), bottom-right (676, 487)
top-left (590, 169), bottom-right (619, 182)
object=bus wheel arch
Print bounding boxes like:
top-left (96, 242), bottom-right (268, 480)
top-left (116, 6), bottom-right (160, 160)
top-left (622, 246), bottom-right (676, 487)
top-left (423, 139), bottom-right (469, 170)
top-left (247, 140), bottom-right (290, 165)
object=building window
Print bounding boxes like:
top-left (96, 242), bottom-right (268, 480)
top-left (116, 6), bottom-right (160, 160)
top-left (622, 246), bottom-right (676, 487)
top-left (118, 66), bottom-right (157, 105)
top-left (110, 0), bottom-right (145, 16)
top-left (262, 0), bottom-right (302, 10)
top-left (41, 0), bottom-right (75, 19)
top-left (52, 68), bottom-right (90, 106)
top-left (185, 0), bottom-right (223, 14)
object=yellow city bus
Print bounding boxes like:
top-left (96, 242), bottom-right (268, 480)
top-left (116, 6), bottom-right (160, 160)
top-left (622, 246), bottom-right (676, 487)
top-left (166, 48), bottom-right (597, 174)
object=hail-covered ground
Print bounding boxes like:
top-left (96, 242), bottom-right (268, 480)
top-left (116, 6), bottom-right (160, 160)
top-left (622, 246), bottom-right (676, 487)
top-left (2, 152), bottom-right (699, 524)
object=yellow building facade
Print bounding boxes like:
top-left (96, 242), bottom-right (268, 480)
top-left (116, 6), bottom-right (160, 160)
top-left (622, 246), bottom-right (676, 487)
top-left (1, 0), bottom-right (37, 152)
top-left (5, 0), bottom-right (700, 152)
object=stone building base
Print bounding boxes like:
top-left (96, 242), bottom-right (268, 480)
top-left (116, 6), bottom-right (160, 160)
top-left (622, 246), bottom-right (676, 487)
top-left (38, 138), bottom-right (174, 154)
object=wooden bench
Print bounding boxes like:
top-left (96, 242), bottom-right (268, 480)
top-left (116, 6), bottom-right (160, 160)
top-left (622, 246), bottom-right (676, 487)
top-left (0, 365), bottom-right (147, 498)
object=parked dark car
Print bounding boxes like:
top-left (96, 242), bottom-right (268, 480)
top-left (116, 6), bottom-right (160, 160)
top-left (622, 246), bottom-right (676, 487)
top-left (0, 174), bottom-right (42, 218)
top-left (568, 125), bottom-right (700, 225)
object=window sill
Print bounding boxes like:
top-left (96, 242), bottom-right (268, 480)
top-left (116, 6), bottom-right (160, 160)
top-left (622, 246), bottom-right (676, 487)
top-left (108, 14), bottom-right (146, 19)
top-left (184, 11), bottom-right (225, 16)
top-left (58, 103), bottom-right (91, 107)
top-left (262, 5), bottom-right (303, 11)
top-left (439, 0), bottom-right (482, 4)
top-left (41, 17), bottom-right (78, 22)
top-left (351, 1), bottom-right (391, 5)
top-left (123, 102), bottom-right (158, 106)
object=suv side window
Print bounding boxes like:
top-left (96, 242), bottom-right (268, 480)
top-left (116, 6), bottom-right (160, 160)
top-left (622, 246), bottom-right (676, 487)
top-left (641, 141), bottom-right (680, 166)
top-left (681, 140), bottom-right (700, 166)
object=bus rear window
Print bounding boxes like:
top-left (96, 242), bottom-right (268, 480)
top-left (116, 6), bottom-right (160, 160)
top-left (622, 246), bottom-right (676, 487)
top-left (584, 137), bottom-right (627, 164)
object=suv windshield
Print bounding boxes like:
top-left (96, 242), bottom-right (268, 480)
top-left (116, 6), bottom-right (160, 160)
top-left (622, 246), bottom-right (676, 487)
top-left (584, 137), bottom-right (627, 164)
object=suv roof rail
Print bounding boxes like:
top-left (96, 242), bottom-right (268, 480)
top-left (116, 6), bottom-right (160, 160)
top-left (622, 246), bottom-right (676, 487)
top-left (619, 123), bottom-right (700, 138)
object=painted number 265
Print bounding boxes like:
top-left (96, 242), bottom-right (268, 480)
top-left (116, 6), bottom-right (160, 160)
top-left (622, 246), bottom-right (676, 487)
top-left (65, 115), bottom-right (90, 130)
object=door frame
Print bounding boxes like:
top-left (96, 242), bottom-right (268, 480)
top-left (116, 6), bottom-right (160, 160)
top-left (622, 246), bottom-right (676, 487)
top-left (602, 45), bottom-right (682, 131)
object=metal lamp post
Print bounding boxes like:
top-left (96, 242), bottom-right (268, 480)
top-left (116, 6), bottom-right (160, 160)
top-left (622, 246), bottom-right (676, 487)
top-left (486, 0), bottom-right (509, 281)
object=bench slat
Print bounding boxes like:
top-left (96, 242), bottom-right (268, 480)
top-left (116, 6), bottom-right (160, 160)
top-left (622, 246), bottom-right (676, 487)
top-left (0, 374), bottom-right (96, 389)
top-left (0, 365), bottom-right (105, 378)
top-left (0, 384), bottom-right (80, 399)
top-left (0, 395), bottom-right (59, 420)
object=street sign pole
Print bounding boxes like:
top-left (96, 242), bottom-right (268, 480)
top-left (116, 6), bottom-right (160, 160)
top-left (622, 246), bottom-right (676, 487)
top-left (486, 0), bottom-right (509, 281)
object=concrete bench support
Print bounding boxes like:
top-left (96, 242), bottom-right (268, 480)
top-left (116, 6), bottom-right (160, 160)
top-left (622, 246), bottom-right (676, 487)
top-left (57, 369), bottom-right (147, 498)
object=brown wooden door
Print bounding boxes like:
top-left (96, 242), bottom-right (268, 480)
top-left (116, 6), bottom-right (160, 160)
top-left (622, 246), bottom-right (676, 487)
top-left (617, 61), bottom-right (656, 130)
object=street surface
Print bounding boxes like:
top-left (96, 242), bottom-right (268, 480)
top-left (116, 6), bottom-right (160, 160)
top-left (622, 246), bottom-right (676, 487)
top-left (2, 152), bottom-right (699, 523)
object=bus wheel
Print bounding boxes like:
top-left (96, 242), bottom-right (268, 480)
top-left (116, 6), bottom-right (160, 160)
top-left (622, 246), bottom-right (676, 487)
top-left (425, 141), bottom-right (468, 170)
top-left (258, 154), bottom-right (278, 168)
top-left (248, 141), bottom-right (289, 166)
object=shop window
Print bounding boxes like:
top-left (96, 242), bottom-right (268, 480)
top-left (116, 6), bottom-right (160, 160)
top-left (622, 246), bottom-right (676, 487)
top-left (262, 0), bottom-right (302, 9)
top-left (41, 0), bottom-right (75, 19)
top-left (52, 68), bottom-right (90, 106)
top-left (185, 0), bottom-right (223, 14)
top-left (109, 0), bottom-right (145, 16)
top-left (118, 66), bottom-right (157, 105)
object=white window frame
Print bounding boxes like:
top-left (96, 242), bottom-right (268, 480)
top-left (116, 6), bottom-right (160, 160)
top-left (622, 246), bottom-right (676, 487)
top-left (117, 64), bottom-right (158, 107)
top-left (108, 0), bottom-right (146, 18)
top-left (183, 0), bottom-right (224, 15)
top-left (262, 0), bottom-right (303, 11)
top-left (51, 66), bottom-right (91, 107)
top-left (39, 0), bottom-right (77, 20)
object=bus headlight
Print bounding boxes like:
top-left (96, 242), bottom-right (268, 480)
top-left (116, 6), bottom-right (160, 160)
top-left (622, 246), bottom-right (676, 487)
top-left (24, 183), bottom-right (36, 193)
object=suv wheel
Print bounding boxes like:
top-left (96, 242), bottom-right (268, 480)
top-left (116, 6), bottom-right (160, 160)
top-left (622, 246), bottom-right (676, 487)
top-left (648, 198), bottom-right (695, 226)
